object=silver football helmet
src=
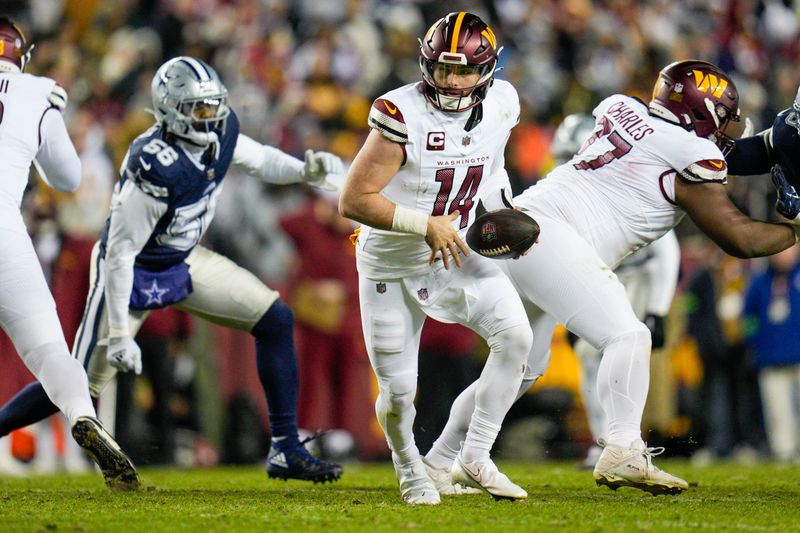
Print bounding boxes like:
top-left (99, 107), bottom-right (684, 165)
top-left (151, 56), bottom-right (229, 147)
top-left (551, 113), bottom-right (597, 164)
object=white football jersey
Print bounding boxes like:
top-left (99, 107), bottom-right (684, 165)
top-left (357, 80), bottom-right (520, 279)
top-left (0, 73), bottom-right (58, 209)
top-left (516, 94), bottom-right (726, 267)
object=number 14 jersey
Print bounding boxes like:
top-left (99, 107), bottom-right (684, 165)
top-left (357, 80), bottom-right (520, 280)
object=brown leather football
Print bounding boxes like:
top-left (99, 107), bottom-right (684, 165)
top-left (466, 208), bottom-right (540, 260)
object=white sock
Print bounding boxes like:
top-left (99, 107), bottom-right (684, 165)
top-left (461, 324), bottom-right (532, 462)
top-left (596, 328), bottom-right (651, 447)
top-left (575, 339), bottom-right (608, 444)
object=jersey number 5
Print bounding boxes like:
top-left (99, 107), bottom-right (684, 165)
top-left (432, 165), bottom-right (483, 229)
top-left (574, 116), bottom-right (632, 171)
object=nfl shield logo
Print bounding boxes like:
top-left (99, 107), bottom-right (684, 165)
top-left (207, 168), bottom-right (215, 180)
top-left (481, 221), bottom-right (497, 242)
top-left (376, 282), bottom-right (386, 294)
top-left (417, 288), bottom-right (428, 301)
top-left (462, 136), bottom-right (471, 146)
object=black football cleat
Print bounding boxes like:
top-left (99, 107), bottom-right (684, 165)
top-left (266, 434), bottom-right (343, 483)
top-left (71, 416), bottom-right (141, 491)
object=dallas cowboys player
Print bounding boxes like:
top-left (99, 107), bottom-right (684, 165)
top-left (726, 85), bottom-right (800, 189)
top-left (0, 56), bottom-right (343, 483)
top-left (0, 16), bottom-right (139, 490)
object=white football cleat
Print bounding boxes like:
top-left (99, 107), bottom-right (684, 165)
top-left (422, 457), bottom-right (482, 495)
top-left (451, 455), bottom-right (527, 501)
top-left (593, 439), bottom-right (688, 496)
top-left (393, 456), bottom-right (440, 505)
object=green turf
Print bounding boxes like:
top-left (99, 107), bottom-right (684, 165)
top-left (2, 461), bottom-right (799, 532)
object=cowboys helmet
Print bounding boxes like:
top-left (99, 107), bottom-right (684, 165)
top-left (419, 12), bottom-right (500, 112)
top-left (551, 113), bottom-right (596, 164)
top-left (151, 56), bottom-right (230, 147)
top-left (649, 59), bottom-right (740, 153)
top-left (0, 17), bottom-right (32, 73)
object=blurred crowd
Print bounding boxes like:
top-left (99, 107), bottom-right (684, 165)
top-left (2, 0), bottom-right (800, 472)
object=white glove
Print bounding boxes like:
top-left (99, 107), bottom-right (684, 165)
top-left (48, 84), bottom-right (68, 111)
top-left (302, 149), bottom-right (343, 191)
top-left (106, 335), bottom-right (142, 375)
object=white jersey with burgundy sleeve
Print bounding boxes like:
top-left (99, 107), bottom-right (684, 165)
top-left (0, 73), bottom-right (65, 219)
top-left (515, 94), bottom-right (725, 267)
top-left (356, 79), bottom-right (520, 280)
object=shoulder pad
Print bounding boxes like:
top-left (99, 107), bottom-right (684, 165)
top-left (368, 98), bottom-right (408, 143)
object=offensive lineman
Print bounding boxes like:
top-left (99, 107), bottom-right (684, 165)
top-left (551, 114), bottom-right (681, 468)
top-left (0, 56), bottom-right (343, 483)
top-left (340, 12), bottom-right (533, 504)
top-left (424, 59), bottom-right (800, 495)
top-left (0, 17), bottom-right (139, 490)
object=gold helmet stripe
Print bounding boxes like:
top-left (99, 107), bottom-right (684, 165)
top-left (450, 12), bottom-right (467, 53)
top-left (482, 26), bottom-right (497, 49)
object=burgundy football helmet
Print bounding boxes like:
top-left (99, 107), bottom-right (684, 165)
top-left (419, 12), bottom-right (500, 112)
top-left (0, 17), bottom-right (31, 73)
top-left (649, 59), bottom-right (740, 153)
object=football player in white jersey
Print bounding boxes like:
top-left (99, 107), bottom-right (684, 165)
top-left (340, 12), bottom-right (533, 504)
top-left (424, 59), bottom-right (800, 496)
top-left (0, 55), bottom-right (345, 483)
top-left (0, 17), bottom-right (140, 490)
top-left (552, 114), bottom-right (681, 469)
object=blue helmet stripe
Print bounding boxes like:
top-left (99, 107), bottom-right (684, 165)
top-left (178, 57), bottom-right (209, 81)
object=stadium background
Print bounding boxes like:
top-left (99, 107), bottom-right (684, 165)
top-left (1, 0), bottom-right (798, 473)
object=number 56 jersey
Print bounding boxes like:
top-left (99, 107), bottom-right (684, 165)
top-left (357, 80), bottom-right (520, 280)
top-left (516, 94), bottom-right (726, 269)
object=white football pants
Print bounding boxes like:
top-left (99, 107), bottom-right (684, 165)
top-left (0, 227), bottom-right (95, 426)
top-left (358, 252), bottom-right (531, 465)
top-left (75, 242), bottom-right (279, 396)
top-left (427, 215), bottom-right (650, 462)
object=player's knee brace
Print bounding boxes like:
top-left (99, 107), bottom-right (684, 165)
top-left (487, 323), bottom-right (533, 363)
top-left (251, 299), bottom-right (295, 340)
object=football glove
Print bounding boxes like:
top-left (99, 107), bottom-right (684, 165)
top-left (48, 84), bottom-right (68, 111)
top-left (643, 314), bottom-right (666, 350)
top-left (772, 164), bottom-right (800, 223)
top-left (302, 149), bottom-right (343, 191)
top-left (107, 335), bottom-right (142, 375)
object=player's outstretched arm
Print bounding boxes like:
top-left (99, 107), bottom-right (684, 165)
top-left (675, 177), bottom-right (796, 258)
top-left (232, 134), bottom-right (343, 189)
top-left (339, 129), bottom-right (468, 269)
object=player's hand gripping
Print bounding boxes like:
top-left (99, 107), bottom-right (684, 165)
top-left (772, 165), bottom-right (800, 223)
top-left (425, 211), bottom-right (470, 269)
top-left (107, 335), bottom-right (143, 375)
top-left (302, 149), bottom-right (344, 191)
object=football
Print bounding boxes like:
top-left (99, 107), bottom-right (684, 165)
top-left (466, 208), bottom-right (540, 260)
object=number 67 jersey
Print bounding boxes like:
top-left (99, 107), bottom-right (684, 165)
top-left (356, 79), bottom-right (520, 280)
top-left (515, 94), bottom-right (727, 269)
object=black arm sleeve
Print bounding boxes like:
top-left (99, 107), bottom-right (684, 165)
top-left (726, 134), bottom-right (772, 176)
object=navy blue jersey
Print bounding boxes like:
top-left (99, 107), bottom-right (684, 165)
top-left (727, 108), bottom-right (800, 190)
top-left (100, 110), bottom-right (240, 269)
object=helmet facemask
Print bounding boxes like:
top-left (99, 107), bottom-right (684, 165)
top-left (0, 17), bottom-right (33, 73)
top-left (151, 57), bottom-right (230, 148)
top-left (418, 12), bottom-right (500, 113)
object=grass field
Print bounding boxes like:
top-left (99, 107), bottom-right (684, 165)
top-left (2, 461), bottom-right (800, 532)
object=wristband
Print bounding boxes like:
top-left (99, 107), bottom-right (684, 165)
top-left (109, 327), bottom-right (130, 338)
top-left (392, 205), bottom-right (428, 236)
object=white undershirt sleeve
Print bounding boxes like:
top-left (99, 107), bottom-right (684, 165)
top-left (35, 108), bottom-right (81, 192)
top-left (644, 230), bottom-right (681, 317)
top-left (104, 180), bottom-right (168, 332)
top-left (231, 133), bottom-right (305, 184)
